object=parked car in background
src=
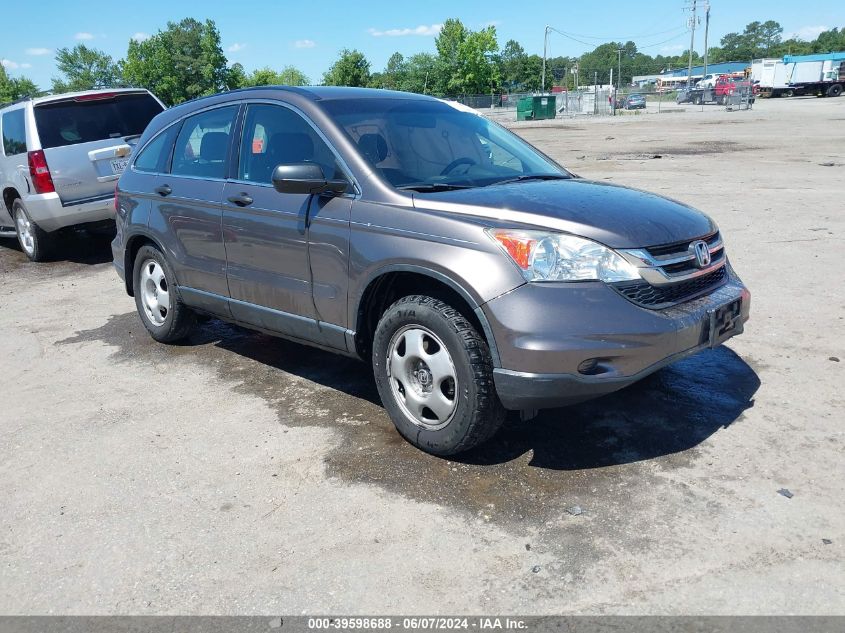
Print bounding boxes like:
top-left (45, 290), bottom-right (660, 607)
top-left (695, 73), bottom-right (722, 89)
top-left (0, 89), bottom-right (165, 261)
top-left (625, 93), bottom-right (647, 109)
top-left (113, 86), bottom-right (749, 455)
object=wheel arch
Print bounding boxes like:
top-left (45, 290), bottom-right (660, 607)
top-left (123, 231), bottom-right (166, 297)
top-left (2, 187), bottom-right (22, 215)
top-left (352, 265), bottom-right (501, 367)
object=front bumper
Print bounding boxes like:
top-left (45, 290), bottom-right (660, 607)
top-left (483, 267), bottom-right (750, 410)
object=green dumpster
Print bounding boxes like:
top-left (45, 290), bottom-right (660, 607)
top-left (516, 95), bottom-right (557, 121)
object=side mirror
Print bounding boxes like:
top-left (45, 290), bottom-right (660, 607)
top-left (271, 163), bottom-right (349, 196)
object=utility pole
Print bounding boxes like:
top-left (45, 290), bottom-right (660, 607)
top-left (542, 25), bottom-right (550, 94)
top-left (686, 0), bottom-right (698, 88)
top-left (702, 2), bottom-right (711, 77)
top-left (617, 48), bottom-right (622, 92)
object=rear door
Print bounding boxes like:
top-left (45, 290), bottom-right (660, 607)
top-left (146, 104), bottom-right (239, 307)
top-left (34, 91), bottom-right (164, 204)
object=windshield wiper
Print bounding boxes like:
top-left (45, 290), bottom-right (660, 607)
top-left (486, 174), bottom-right (570, 186)
top-left (397, 183), bottom-right (475, 192)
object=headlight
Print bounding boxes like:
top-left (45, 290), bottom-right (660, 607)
top-left (487, 229), bottom-right (641, 283)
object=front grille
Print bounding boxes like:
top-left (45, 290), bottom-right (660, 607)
top-left (645, 231), bottom-right (721, 258)
top-left (612, 265), bottom-right (728, 309)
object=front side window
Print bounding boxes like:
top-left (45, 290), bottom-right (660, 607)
top-left (2, 109), bottom-right (27, 156)
top-left (238, 104), bottom-right (345, 185)
top-left (320, 98), bottom-right (567, 189)
top-left (171, 106), bottom-right (238, 179)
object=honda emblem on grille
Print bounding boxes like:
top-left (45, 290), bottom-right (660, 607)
top-left (691, 240), bottom-right (711, 268)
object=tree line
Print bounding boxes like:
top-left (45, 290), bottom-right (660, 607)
top-left (2, 17), bottom-right (844, 105)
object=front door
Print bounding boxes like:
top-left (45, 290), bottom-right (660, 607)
top-left (222, 102), bottom-right (352, 348)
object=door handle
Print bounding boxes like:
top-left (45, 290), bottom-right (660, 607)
top-left (227, 192), bottom-right (254, 207)
top-left (154, 184), bottom-right (172, 196)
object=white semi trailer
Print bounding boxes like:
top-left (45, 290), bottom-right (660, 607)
top-left (784, 53), bottom-right (845, 97)
top-left (751, 58), bottom-right (793, 97)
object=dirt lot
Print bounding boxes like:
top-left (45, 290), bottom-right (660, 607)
top-left (1, 97), bottom-right (843, 615)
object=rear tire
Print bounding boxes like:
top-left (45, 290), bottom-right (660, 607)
top-left (827, 84), bottom-right (843, 97)
top-left (13, 200), bottom-right (53, 262)
top-left (372, 295), bottom-right (505, 456)
top-left (132, 244), bottom-right (196, 343)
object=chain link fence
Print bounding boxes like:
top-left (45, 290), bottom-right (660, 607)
top-left (450, 85), bottom-right (754, 119)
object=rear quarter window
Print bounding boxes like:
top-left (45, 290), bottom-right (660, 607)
top-left (133, 126), bottom-right (178, 174)
top-left (2, 108), bottom-right (27, 156)
top-left (34, 93), bottom-right (164, 149)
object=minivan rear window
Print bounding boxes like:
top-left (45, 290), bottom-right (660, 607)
top-left (34, 92), bottom-right (164, 149)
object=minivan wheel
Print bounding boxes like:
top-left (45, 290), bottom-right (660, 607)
top-left (13, 200), bottom-right (53, 262)
top-left (372, 295), bottom-right (505, 456)
top-left (132, 244), bottom-right (196, 343)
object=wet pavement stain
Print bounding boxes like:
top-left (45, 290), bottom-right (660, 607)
top-left (59, 310), bottom-right (760, 528)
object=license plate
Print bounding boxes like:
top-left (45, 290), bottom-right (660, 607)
top-left (110, 158), bottom-right (129, 175)
top-left (707, 298), bottom-right (743, 348)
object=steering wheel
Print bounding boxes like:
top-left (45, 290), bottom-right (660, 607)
top-left (440, 157), bottom-right (477, 176)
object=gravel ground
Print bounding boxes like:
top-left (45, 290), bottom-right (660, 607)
top-left (1, 96), bottom-right (843, 615)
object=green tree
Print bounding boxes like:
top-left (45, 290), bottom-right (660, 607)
top-left (322, 49), bottom-right (370, 87)
top-left (52, 44), bottom-right (122, 93)
top-left (226, 62), bottom-right (247, 89)
top-left (242, 66), bottom-right (309, 86)
top-left (0, 66), bottom-right (40, 102)
top-left (812, 27), bottom-right (845, 53)
top-left (400, 52), bottom-right (436, 93)
top-left (382, 52), bottom-right (407, 90)
top-left (500, 39), bottom-right (527, 90)
top-left (433, 18), bottom-right (499, 95)
top-left (434, 18), bottom-right (469, 94)
top-left (122, 18), bottom-right (229, 105)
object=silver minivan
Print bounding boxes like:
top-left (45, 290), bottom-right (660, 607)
top-left (0, 88), bottom-right (165, 260)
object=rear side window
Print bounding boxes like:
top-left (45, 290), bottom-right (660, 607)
top-left (33, 93), bottom-right (164, 149)
top-left (171, 106), bottom-right (238, 180)
top-left (133, 126), bottom-right (178, 174)
top-left (2, 109), bottom-right (27, 156)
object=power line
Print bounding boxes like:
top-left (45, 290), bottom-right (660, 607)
top-left (547, 24), bottom-right (690, 43)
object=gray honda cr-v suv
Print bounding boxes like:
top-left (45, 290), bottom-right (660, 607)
top-left (113, 86), bottom-right (749, 455)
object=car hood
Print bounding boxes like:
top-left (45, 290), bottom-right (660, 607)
top-left (411, 178), bottom-right (715, 248)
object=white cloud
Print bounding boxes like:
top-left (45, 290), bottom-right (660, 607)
top-left (294, 39), bottom-right (316, 48)
top-left (787, 25), bottom-right (829, 40)
top-left (368, 23), bottom-right (443, 37)
top-left (21, 63), bottom-right (32, 68)
top-left (131, 32), bottom-right (150, 42)
top-left (661, 44), bottom-right (685, 53)
top-left (26, 47), bottom-right (51, 56)
top-left (75, 32), bottom-right (95, 40)
top-left (1, 58), bottom-right (20, 69)
top-left (481, 20), bottom-right (502, 29)
top-left (227, 42), bottom-right (247, 52)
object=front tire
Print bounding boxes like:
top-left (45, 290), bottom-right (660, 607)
top-left (13, 200), bottom-right (53, 262)
top-left (132, 244), bottom-right (195, 343)
top-left (372, 295), bottom-right (505, 456)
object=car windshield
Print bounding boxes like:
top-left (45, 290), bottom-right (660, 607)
top-left (320, 97), bottom-right (568, 190)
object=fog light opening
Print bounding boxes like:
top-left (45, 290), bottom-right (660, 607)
top-left (578, 358), bottom-right (612, 376)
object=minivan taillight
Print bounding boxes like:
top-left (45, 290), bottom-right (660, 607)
top-left (27, 150), bottom-right (55, 194)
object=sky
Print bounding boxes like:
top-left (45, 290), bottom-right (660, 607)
top-left (2, 0), bottom-right (842, 90)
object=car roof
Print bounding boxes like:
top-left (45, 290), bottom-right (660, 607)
top-left (224, 85), bottom-right (439, 102)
